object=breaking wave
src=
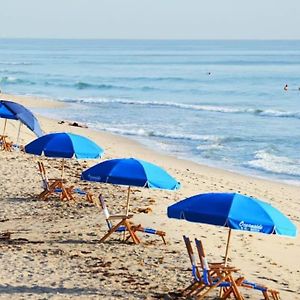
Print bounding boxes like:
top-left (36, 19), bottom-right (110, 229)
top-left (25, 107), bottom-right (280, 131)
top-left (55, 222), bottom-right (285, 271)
top-left (91, 123), bottom-right (242, 144)
top-left (247, 150), bottom-right (300, 177)
top-left (0, 61), bottom-right (36, 66)
top-left (0, 76), bottom-right (35, 85)
top-left (69, 98), bottom-right (300, 120)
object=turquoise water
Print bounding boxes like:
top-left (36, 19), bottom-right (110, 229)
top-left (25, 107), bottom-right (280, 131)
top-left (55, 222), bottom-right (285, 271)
top-left (1, 39), bottom-right (300, 184)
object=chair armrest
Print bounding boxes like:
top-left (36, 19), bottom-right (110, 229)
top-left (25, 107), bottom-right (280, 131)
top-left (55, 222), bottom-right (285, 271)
top-left (209, 265), bottom-right (240, 272)
top-left (209, 262), bottom-right (226, 267)
top-left (49, 178), bottom-right (67, 183)
top-left (109, 214), bottom-right (134, 219)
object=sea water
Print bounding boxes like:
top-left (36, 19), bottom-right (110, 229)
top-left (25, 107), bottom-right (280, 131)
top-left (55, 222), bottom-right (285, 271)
top-left (0, 39), bottom-right (300, 184)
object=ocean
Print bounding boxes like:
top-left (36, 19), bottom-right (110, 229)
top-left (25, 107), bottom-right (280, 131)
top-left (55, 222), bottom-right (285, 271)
top-left (1, 39), bottom-right (300, 184)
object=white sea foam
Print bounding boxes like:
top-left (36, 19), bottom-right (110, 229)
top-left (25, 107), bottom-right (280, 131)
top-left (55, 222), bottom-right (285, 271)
top-left (0, 61), bottom-right (34, 65)
top-left (91, 122), bottom-right (223, 142)
top-left (0, 76), bottom-right (35, 85)
top-left (67, 97), bottom-right (300, 120)
top-left (256, 109), bottom-right (300, 119)
top-left (247, 150), bottom-right (300, 176)
top-left (196, 143), bottom-right (225, 151)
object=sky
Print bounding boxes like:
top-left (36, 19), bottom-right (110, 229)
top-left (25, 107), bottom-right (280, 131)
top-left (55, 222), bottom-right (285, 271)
top-left (0, 0), bottom-right (299, 40)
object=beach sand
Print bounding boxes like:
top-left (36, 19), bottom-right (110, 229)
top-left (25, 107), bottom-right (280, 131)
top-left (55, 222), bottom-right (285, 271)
top-left (0, 93), bottom-right (299, 299)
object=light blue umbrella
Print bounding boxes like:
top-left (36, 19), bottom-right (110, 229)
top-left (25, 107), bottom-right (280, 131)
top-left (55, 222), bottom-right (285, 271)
top-left (81, 158), bottom-right (180, 214)
top-left (168, 192), bottom-right (297, 263)
top-left (25, 132), bottom-right (104, 178)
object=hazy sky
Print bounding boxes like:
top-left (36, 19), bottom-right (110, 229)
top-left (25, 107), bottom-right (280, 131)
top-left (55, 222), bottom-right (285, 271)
top-left (0, 0), bottom-right (299, 39)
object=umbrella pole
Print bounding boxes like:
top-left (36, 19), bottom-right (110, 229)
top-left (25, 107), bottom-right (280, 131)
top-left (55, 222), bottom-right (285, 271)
top-left (219, 228), bottom-right (232, 298)
top-left (2, 119), bottom-right (7, 136)
top-left (61, 158), bottom-right (65, 180)
top-left (123, 186), bottom-right (131, 241)
top-left (125, 186), bottom-right (131, 216)
top-left (16, 121), bottom-right (22, 145)
top-left (224, 228), bottom-right (232, 266)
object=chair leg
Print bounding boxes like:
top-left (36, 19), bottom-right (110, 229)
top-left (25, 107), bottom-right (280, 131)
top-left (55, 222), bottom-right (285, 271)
top-left (60, 186), bottom-right (74, 201)
top-left (183, 281), bottom-right (204, 297)
top-left (100, 219), bottom-right (126, 243)
top-left (85, 192), bottom-right (93, 203)
top-left (221, 277), bottom-right (245, 299)
top-left (263, 290), bottom-right (270, 300)
top-left (124, 220), bottom-right (140, 244)
top-left (100, 219), bottom-right (140, 244)
top-left (198, 274), bottom-right (244, 300)
top-left (161, 234), bottom-right (167, 245)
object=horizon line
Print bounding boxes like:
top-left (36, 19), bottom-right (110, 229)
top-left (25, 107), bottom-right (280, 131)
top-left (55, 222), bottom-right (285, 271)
top-left (1, 37), bottom-right (300, 42)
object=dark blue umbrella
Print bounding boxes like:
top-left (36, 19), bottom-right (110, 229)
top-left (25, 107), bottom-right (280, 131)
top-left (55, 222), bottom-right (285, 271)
top-left (0, 102), bottom-right (17, 120)
top-left (168, 192), bottom-right (297, 263)
top-left (0, 100), bottom-right (43, 139)
top-left (81, 158), bottom-right (180, 214)
top-left (25, 132), bottom-right (104, 178)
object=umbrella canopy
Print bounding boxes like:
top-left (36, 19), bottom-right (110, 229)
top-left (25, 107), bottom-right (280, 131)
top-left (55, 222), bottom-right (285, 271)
top-left (81, 157), bottom-right (180, 190)
top-left (81, 158), bottom-right (180, 215)
top-left (0, 102), bottom-right (17, 120)
top-left (25, 132), bottom-right (104, 159)
top-left (0, 100), bottom-right (43, 137)
top-left (168, 192), bottom-right (297, 263)
top-left (168, 192), bottom-right (296, 237)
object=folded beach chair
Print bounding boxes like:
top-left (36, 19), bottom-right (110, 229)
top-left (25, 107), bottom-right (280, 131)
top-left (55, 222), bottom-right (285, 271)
top-left (194, 238), bottom-right (280, 300)
top-left (93, 194), bottom-right (166, 244)
top-left (183, 236), bottom-right (243, 299)
top-left (37, 161), bottom-right (93, 202)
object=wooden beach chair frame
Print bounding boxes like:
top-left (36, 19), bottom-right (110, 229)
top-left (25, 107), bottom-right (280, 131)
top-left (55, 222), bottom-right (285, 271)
top-left (38, 161), bottom-right (73, 201)
top-left (37, 161), bottom-right (93, 202)
top-left (194, 238), bottom-right (280, 300)
top-left (94, 194), bottom-right (166, 244)
top-left (183, 236), bottom-right (244, 299)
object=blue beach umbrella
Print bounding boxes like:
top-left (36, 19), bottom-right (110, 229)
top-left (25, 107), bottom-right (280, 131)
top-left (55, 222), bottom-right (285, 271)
top-left (168, 192), bottom-right (297, 263)
top-left (25, 132), bottom-right (104, 177)
top-left (0, 100), bottom-right (43, 141)
top-left (81, 158), bottom-right (180, 214)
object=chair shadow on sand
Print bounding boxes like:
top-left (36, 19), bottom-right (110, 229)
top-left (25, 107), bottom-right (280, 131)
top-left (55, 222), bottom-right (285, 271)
top-left (0, 284), bottom-right (100, 296)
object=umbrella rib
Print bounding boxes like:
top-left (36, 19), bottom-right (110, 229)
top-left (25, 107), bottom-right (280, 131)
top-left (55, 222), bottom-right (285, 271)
top-left (1, 102), bottom-right (16, 116)
top-left (224, 193), bottom-right (237, 229)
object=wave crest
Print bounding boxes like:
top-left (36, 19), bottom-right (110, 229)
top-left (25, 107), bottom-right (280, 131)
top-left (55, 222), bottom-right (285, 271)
top-left (247, 150), bottom-right (300, 176)
top-left (0, 76), bottom-right (35, 85)
top-left (69, 97), bottom-right (300, 120)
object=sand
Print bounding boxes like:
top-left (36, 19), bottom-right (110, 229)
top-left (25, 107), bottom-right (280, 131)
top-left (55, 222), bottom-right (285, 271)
top-left (0, 93), bottom-right (299, 299)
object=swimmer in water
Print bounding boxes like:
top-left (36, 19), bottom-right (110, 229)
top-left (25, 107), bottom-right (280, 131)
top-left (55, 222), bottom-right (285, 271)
top-left (284, 84), bottom-right (288, 91)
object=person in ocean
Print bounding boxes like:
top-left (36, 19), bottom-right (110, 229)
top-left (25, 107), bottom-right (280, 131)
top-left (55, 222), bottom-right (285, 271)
top-left (284, 84), bottom-right (288, 91)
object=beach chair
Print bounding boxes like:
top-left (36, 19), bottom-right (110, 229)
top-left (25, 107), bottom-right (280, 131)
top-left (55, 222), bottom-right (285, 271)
top-left (182, 235), bottom-right (205, 297)
top-left (37, 161), bottom-right (93, 202)
top-left (183, 236), bottom-right (243, 299)
top-left (94, 194), bottom-right (166, 244)
top-left (194, 238), bottom-right (280, 300)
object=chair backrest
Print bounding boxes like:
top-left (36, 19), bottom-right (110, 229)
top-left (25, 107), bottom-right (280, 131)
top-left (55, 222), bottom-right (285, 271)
top-left (94, 194), bottom-right (114, 230)
top-left (37, 161), bottom-right (50, 190)
top-left (183, 236), bottom-right (201, 282)
top-left (195, 239), bottom-right (212, 285)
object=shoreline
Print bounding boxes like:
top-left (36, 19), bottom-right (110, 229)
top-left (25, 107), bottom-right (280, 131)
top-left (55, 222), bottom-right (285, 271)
top-left (0, 93), bottom-right (299, 299)
top-left (1, 92), bottom-right (299, 190)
